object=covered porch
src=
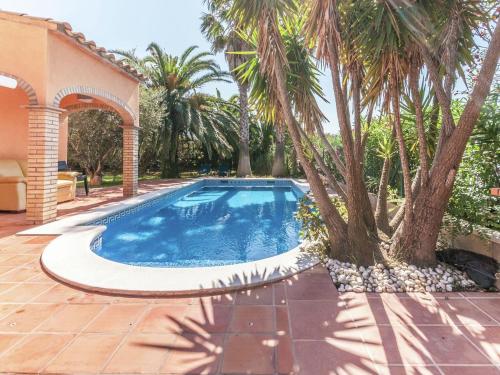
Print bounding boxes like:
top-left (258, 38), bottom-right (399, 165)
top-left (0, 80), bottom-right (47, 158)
top-left (0, 10), bottom-right (142, 224)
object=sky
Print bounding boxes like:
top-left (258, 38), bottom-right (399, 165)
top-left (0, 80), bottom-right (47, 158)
top-left (0, 0), bottom-right (340, 133)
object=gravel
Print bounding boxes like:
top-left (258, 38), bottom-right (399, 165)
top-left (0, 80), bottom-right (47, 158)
top-left (326, 258), bottom-right (477, 293)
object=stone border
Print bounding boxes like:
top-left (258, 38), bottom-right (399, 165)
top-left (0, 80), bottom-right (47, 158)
top-left (0, 71), bottom-right (38, 104)
top-left (21, 178), bottom-right (318, 295)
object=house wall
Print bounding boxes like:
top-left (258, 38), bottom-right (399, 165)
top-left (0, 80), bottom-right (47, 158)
top-left (0, 87), bottom-right (29, 161)
top-left (47, 32), bottom-right (139, 125)
top-left (0, 14), bottom-right (48, 103)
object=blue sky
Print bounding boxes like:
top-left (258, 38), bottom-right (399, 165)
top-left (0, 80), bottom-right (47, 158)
top-left (0, 0), bottom-right (340, 132)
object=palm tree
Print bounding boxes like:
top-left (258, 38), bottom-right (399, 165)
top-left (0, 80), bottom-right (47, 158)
top-left (229, 0), bottom-right (354, 261)
top-left (201, 0), bottom-right (253, 176)
top-left (229, 0), bottom-right (499, 267)
top-left (116, 45), bottom-right (233, 177)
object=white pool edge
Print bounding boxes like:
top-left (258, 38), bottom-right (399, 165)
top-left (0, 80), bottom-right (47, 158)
top-left (23, 178), bottom-right (319, 296)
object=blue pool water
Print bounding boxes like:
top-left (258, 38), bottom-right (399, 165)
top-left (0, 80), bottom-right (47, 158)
top-left (93, 184), bottom-right (304, 267)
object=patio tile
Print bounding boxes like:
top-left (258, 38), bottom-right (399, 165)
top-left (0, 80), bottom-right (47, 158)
top-left (416, 325), bottom-right (491, 365)
top-left (381, 294), bottom-right (446, 326)
top-left (0, 282), bottom-right (52, 303)
top-left (461, 325), bottom-right (500, 364)
top-left (376, 365), bottom-right (442, 374)
top-left (72, 291), bottom-right (116, 304)
top-left (276, 305), bottom-right (290, 333)
top-left (0, 303), bottom-right (60, 332)
top-left (221, 334), bottom-right (275, 374)
top-left (182, 304), bottom-right (233, 335)
top-left (274, 282), bottom-right (287, 305)
top-left (0, 282), bottom-right (15, 294)
top-left (341, 293), bottom-right (391, 326)
top-left (285, 272), bottom-right (338, 300)
top-left (0, 303), bottom-right (23, 321)
top-left (276, 334), bottom-right (294, 374)
top-left (28, 270), bottom-right (57, 283)
top-left (0, 254), bottom-right (37, 266)
top-left (36, 303), bottom-right (106, 332)
top-left (361, 325), bottom-right (434, 365)
top-left (437, 298), bottom-right (497, 326)
top-left (85, 304), bottom-right (148, 333)
top-left (33, 283), bottom-right (85, 303)
top-left (235, 284), bottom-right (274, 305)
top-left (22, 235), bottom-right (56, 245)
top-left (0, 265), bottom-right (39, 282)
top-left (462, 292), bottom-right (500, 299)
top-left (293, 338), bottom-right (375, 375)
top-left (467, 299), bottom-right (500, 324)
top-left (135, 305), bottom-right (189, 334)
top-left (44, 333), bottom-right (123, 373)
top-left (103, 333), bottom-right (174, 374)
top-left (159, 333), bottom-right (224, 374)
top-left (229, 305), bottom-right (274, 333)
top-left (439, 366), bottom-right (500, 374)
top-left (288, 300), bottom-right (353, 339)
top-left (0, 333), bottom-right (23, 354)
top-left (0, 333), bottom-right (74, 373)
top-left (196, 292), bottom-right (235, 305)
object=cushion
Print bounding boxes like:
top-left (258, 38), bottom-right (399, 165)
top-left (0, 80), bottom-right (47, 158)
top-left (0, 160), bottom-right (23, 177)
top-left (57, 180), bottom-right (73, 188)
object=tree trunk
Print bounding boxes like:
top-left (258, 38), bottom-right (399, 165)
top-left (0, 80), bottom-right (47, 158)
top-left (392, 20), bottom-right (500, 265)
top-left (89, 173), bottom-right (102, 186)
top-left (165, 127), bottom-right (180, 178)
top-left (375, 157), bottom-right (391, 236)
top-left (391, 80), bottom-right (413, 225)
top-left (408, 65), bottom-right (429, 186)
top-left (160, 121), bottom-right (171, 179)
top-left (236, 82), bottom-right (252, 177)
top-left (272, 127), bottom-right (286, 177)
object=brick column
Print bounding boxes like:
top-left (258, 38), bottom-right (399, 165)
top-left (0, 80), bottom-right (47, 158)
top-left (123, 125), bottom-right (138, 197)
top-left (26, 106), bottom-right (64, 224)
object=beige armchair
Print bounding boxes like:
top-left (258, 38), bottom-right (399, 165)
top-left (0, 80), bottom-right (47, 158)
top-left (0, 160), bottom-right (27, 211)
top-left (57, 171), bottom-right (79, 203)
top-left (0, 160), bottom-right (79, 212)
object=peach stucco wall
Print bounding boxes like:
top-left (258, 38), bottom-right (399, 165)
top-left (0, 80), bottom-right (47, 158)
top-left (47, 32), bottom-right (139, 124)
top-left (0, 12), bottom-right (140, 162)
top-left (0, 16), bottom-right (48, 103)
top-left (0, 87), bottom-right (29, 160)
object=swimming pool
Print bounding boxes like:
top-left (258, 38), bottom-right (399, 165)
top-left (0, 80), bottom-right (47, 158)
top-left (93, 183), bottom-right (303, 267)
top-left (35, 179), bottom-right (319, 295)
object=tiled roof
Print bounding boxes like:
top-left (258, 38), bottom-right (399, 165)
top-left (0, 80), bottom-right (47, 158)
top-left (0, 10), bottom-right (145, 82)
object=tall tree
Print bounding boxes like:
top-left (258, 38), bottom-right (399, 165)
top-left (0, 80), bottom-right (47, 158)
top-left (115, 45), bottom-right (235, 177)
top-left (229, 0), bottom-right (499, 266)
top-left (201, 0), bottom-right (253, 176)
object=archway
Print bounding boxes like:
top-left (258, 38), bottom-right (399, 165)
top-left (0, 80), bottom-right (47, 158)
top-left (54, 87), bottom-right (138, 198)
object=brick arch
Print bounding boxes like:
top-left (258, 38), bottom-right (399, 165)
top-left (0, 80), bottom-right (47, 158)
top-left (0, 71), bottom-right (38, 105)
top-left (53, 86), bottom-right (136, 125)
top-left (60, 103), bottom-right (121, 119)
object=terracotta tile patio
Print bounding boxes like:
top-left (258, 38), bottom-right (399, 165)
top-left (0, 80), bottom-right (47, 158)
top-left (0, 180), bottom-right (499, 374)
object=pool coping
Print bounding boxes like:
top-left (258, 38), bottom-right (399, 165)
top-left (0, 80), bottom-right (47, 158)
top-left (19, 178), bottom-right (320, 296)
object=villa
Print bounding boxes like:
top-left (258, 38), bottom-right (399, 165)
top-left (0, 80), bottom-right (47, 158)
top-left (0, 5), bottom-right (499, 375)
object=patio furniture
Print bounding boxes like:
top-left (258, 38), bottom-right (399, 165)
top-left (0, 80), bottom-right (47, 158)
top-left (0, 160), bottom-right (27, 211)
top-left (58, 161), bottom-right (88, 196)
top-left (197, 163), bottom-right (211, 175)
top-left (218, 163), bottom-right (230, 177)
top-left (0, 159), bottom-right (80, 211)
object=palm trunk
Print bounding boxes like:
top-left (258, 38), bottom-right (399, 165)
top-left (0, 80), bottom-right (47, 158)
top-left (409, 65), bottom-right (429, 186)
top-left (391, 21), bottom-right (500, 266)
top-left (391, 79), bottom-right (413, 225)
top-left (236, 82), bottom-right (252, 177)
top-left (375, 157), bottom-right (391, 236)
top-left (272, 127), bottom-right (286, 177)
